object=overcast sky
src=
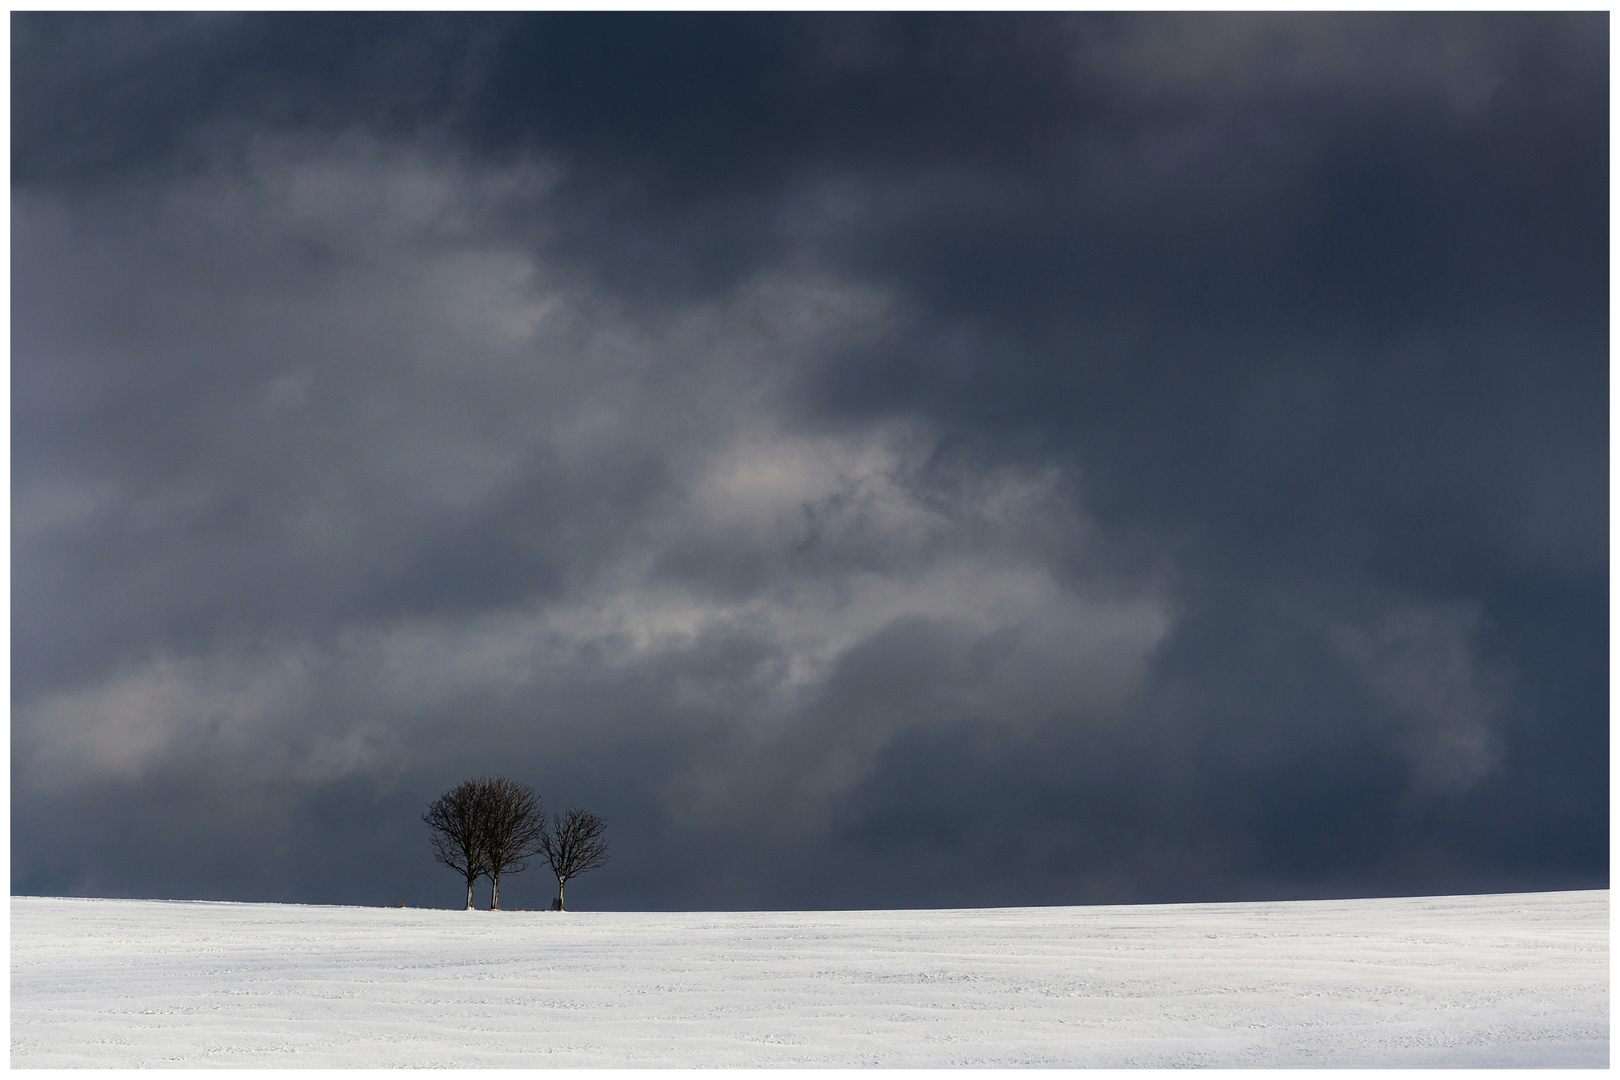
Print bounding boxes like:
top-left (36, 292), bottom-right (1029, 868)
top-left (13, 13), bottom-right (1607, 911)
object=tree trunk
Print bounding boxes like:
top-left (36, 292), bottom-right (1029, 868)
top-left (558, 879), bottom-right (565, 911)
top-left (465, 877), bottom-right (476, 910)
top-left (491, 874), bottom-right (501, 911)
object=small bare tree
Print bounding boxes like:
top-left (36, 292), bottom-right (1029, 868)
top-left (479, 775), bottom-right (546, 910)
top-left (538, 806), bottom-right (610, 911)
top-left (422, 778), bottom-right (489, 910)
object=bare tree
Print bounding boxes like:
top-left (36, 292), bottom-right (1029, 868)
top-left (538, 806), bottom-right (610, 911)
top-left (422, 778), bottom-right (489, 910)
top-left (478, 775), bottom-right (546, 910)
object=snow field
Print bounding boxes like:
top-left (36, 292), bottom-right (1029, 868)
top-left (10, 889), bottom-right (1608, 1067)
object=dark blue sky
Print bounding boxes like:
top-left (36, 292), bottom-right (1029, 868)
top-left (12, 13), bottom-right (1607, 911)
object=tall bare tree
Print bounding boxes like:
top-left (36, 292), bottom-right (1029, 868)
top-left (538, 806), bottom-right (610, 911)
top-left (479, 775), bottom-right (546, 910)
top-left (422, 778), bottom-right (489, 910)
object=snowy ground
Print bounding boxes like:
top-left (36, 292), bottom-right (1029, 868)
top-left (10, 889), bottom-right (1607, 1067)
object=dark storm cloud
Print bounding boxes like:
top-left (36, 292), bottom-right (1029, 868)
top-left (13, 13), bottom-right (1606, 910)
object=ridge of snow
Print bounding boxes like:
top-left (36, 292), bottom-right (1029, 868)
top-left (11, 889), bottom-right (1608, 1067)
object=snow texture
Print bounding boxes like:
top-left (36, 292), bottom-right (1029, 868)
top-left (11, 890), bottom-right (1607, 1067)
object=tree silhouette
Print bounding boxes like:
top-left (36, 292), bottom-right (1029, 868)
top-left (538, 806), bottom-right (610, 910)
top-left (478, 775), bottom-right (546, 910)
top-left (422, 778), bottom-right (488, 910)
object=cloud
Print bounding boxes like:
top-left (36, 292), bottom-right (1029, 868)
top-left (1331, 603), bottom-right (1504, 800)
top-left (1084, 12), bottom-right (1604, 109)
top-left (12, 13), bottom-right (1606, 908)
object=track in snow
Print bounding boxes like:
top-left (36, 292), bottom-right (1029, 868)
top-left (10, 890), bottom-right (1608, 1067)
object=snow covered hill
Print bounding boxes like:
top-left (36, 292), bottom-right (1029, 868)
top-left (10, 890), bottom-right (1607, 1067)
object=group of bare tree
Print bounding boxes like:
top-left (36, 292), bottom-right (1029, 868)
top-left (422, 775), bottom-right (609, 910)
